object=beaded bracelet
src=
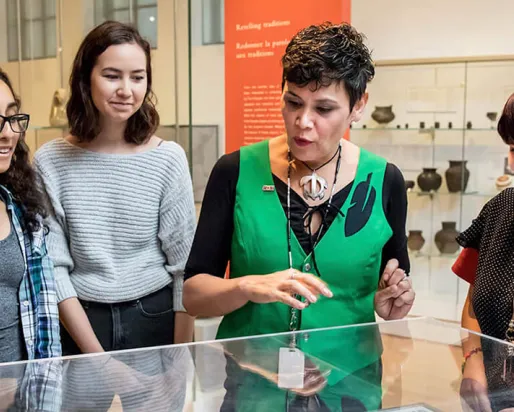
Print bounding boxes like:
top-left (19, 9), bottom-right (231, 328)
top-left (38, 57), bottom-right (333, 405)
top-left (462, 347), bottom-right (483, 373)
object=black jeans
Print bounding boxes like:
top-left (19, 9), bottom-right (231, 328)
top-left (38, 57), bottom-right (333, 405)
top-left (61, 286), bottom-right (184, 412)
top-left (61, 285), bottom-right (175, 354)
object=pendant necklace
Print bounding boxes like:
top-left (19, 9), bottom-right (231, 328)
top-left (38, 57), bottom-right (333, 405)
top-left (298, 144), bottom-right (342, 201)
top-left (286, 141), bottom-right (343, 345)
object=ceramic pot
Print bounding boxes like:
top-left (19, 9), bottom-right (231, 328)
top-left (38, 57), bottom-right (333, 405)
top-left (371, 106), bottom-right (395, 124)
top-left (445, 160), bottom-right (470, 193)
top-left (407, 230), bottom-right (425, 252)
top-left (417, 168), bottom-right (442, 192)
top-left (435, 222), bottom-right (460, 254)
top-left (496, 174), bottom-right (512, 190)
top-left (486, 112), bottom-right (498, 122)
top-left (405, 180), bottom-right (415, 191)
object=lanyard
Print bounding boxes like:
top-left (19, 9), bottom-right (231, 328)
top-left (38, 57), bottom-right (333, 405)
top-left (286, 142), bottom-right (342, 343)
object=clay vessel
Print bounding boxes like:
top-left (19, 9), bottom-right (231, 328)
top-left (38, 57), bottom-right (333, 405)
top-left (445, 160), bottom-right (470, 193)
top-left (417, 168), bottom-right (442, 192)
top-left (407, 230), bottom-right (425, 252)
top-left (435, 222), bottom-right (460, 254)
top-left (371, 106), bottom-right (395, 125)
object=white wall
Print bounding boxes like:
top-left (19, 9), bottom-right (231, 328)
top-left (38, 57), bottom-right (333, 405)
top-left (191, 44), bottom-right (225, 156)
top-left (0, 0), bottom-right (8, 63)
top-left (4, 0), bottom-right (514, 155)
top-left (352, 0), bottom-right (514, 61)
top-left (189, 0), bottom-right (514, 154)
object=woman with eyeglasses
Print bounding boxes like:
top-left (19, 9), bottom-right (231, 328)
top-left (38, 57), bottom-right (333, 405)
top-left (0, 67), bottom-right (61, 408)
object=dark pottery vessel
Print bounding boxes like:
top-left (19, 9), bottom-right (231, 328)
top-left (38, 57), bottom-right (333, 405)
top-left (467, 121), bottom-right (472, 129)
top-left (448, 122), bottom-right (453, 129)
top-left (420, 121), bottom-right (425, 129)
top-left (407, 230), bottom-right (425, 252)
top-left (417, 168), bottom-right (442, 192)
top-left (404, 180), bottom-right (415, 191)
top-left (371, 106), bottom-right (395, 125)
top-left (486, 112), bottom-right (498, 122)
top-left (434, 121), bottom-right (440, 129)
top-left (445, 160), bottom-right (470, 193)
top-left (435, 222), bottom-right (460, 254)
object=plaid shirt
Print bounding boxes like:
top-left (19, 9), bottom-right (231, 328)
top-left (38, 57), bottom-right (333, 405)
top-left (0, 185), bottom-right (62, 411)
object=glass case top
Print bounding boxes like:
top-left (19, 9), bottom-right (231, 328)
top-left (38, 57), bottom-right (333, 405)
top-left (1, 317), bottom-right (512, 411)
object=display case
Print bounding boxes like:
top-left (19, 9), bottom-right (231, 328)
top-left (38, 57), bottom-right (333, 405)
top-left (27, 123), bottom-right (218, 205)
top-left (158, 124), bottom-right (219, 202)
top-left (349, 58), bottom-right (514, 322)
top-left (1, 317), bottom-right (513, 411)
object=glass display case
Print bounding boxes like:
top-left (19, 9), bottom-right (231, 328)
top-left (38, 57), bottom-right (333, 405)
top-left (349, 59), bottom-right (514, 322)
top-left (1, 317), bottom-right (513, 411)
top-left (158, 124), bottom-right (219, 202)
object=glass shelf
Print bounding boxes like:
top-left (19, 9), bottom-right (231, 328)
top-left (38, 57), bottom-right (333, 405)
top-left (31, 126), bottom-right (67, 131)
top-left (30, 123), bottom-right (185, 131)
top-left (350, 127), bottom-right (497, 132)
top-left (408, 251), bottom-right (460, 260)
top-left (407, 189), bottom-right (497, 198)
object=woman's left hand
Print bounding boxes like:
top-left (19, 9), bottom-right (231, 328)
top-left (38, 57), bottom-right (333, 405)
top-left (374, 259), bottom-right (415, 320)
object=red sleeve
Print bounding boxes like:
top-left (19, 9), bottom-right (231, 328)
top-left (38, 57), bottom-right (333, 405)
top-left (451, 248), bottom-right (478, 285)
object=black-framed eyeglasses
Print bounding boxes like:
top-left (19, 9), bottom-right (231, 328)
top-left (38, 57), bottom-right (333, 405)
top-left (0, 114), bottom-right (30, 134)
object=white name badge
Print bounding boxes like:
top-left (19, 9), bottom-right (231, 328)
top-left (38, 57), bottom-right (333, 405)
top-left (278, 347), bottom-right (305, 389)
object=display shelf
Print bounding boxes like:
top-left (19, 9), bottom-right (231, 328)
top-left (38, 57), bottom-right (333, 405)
top-left (350, 127), bottom-right (497, 132)
top-left (407, 189), bottom-right (498, 198)
top-left (408, 251), bottom-right (460, 261)
top-left (358, 58), bottom-right (514, 322)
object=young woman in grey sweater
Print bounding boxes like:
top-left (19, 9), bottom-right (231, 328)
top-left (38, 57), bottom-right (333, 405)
top-left (33, 19), bottom-right (195, 359)
top-left (34, 20), bottom-right (196, 411)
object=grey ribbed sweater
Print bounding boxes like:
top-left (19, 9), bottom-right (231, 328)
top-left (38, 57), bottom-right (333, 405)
top-left (33, 138), bottom-right (196, 311)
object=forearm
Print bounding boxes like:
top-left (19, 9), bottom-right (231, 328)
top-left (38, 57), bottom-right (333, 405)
top-left (58, 298), bottom-right (104, 353)
top-left (174, 312), bottom-right (195, 344)
top-left (183, 274), bottom-right (249, 317)
top-left (461, 287), bottom-right (482, 355)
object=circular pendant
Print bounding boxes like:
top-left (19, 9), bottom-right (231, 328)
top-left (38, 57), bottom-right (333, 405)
top-left (300, 172), bottom-right (328, 201)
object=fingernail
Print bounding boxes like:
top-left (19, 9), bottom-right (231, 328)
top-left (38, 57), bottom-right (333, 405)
top-left (323, 287), bottom-right (333, 297)
top-left (309, 294), bottom-right (317, 303)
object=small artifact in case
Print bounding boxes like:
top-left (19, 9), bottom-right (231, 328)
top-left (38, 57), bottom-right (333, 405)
top-left (496, 174), bottom-right (512, 190)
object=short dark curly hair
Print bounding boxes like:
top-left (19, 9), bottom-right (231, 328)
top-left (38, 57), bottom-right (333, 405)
top-left (281, 22), bottom-right (375, 111)
top-left (67, 20), bottom-right (159, 144)
top-left (498, 93), bottom-right (514, 145)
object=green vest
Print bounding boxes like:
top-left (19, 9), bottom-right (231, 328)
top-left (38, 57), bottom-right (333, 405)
top-left (217, 140), bottom-right (392, 411)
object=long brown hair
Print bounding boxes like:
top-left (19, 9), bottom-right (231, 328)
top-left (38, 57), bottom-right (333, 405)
top-left (0, 68), bottom-right (46, 233)
top-left (67, 20), bottom-right (159, 144)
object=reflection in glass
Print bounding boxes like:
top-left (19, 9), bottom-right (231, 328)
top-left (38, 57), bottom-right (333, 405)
top-left (6, 0), bottom-right (56, 61)
top-left (137, 6), bottom-right (157, 48)
top-left (202, 0), bottom-right (224, 45)
top-left (93, 0), bottom-right (158, 48)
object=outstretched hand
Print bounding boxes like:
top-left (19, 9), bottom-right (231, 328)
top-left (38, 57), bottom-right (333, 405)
top-left (374, 259), bottom-right (415, 320)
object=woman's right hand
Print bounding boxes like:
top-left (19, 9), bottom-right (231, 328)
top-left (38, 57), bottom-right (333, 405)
top-left (238, 269), bottom-right (333, 310)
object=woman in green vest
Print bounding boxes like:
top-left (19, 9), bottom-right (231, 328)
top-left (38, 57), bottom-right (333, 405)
top-left (184, 22), bottom-right (415, 411)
